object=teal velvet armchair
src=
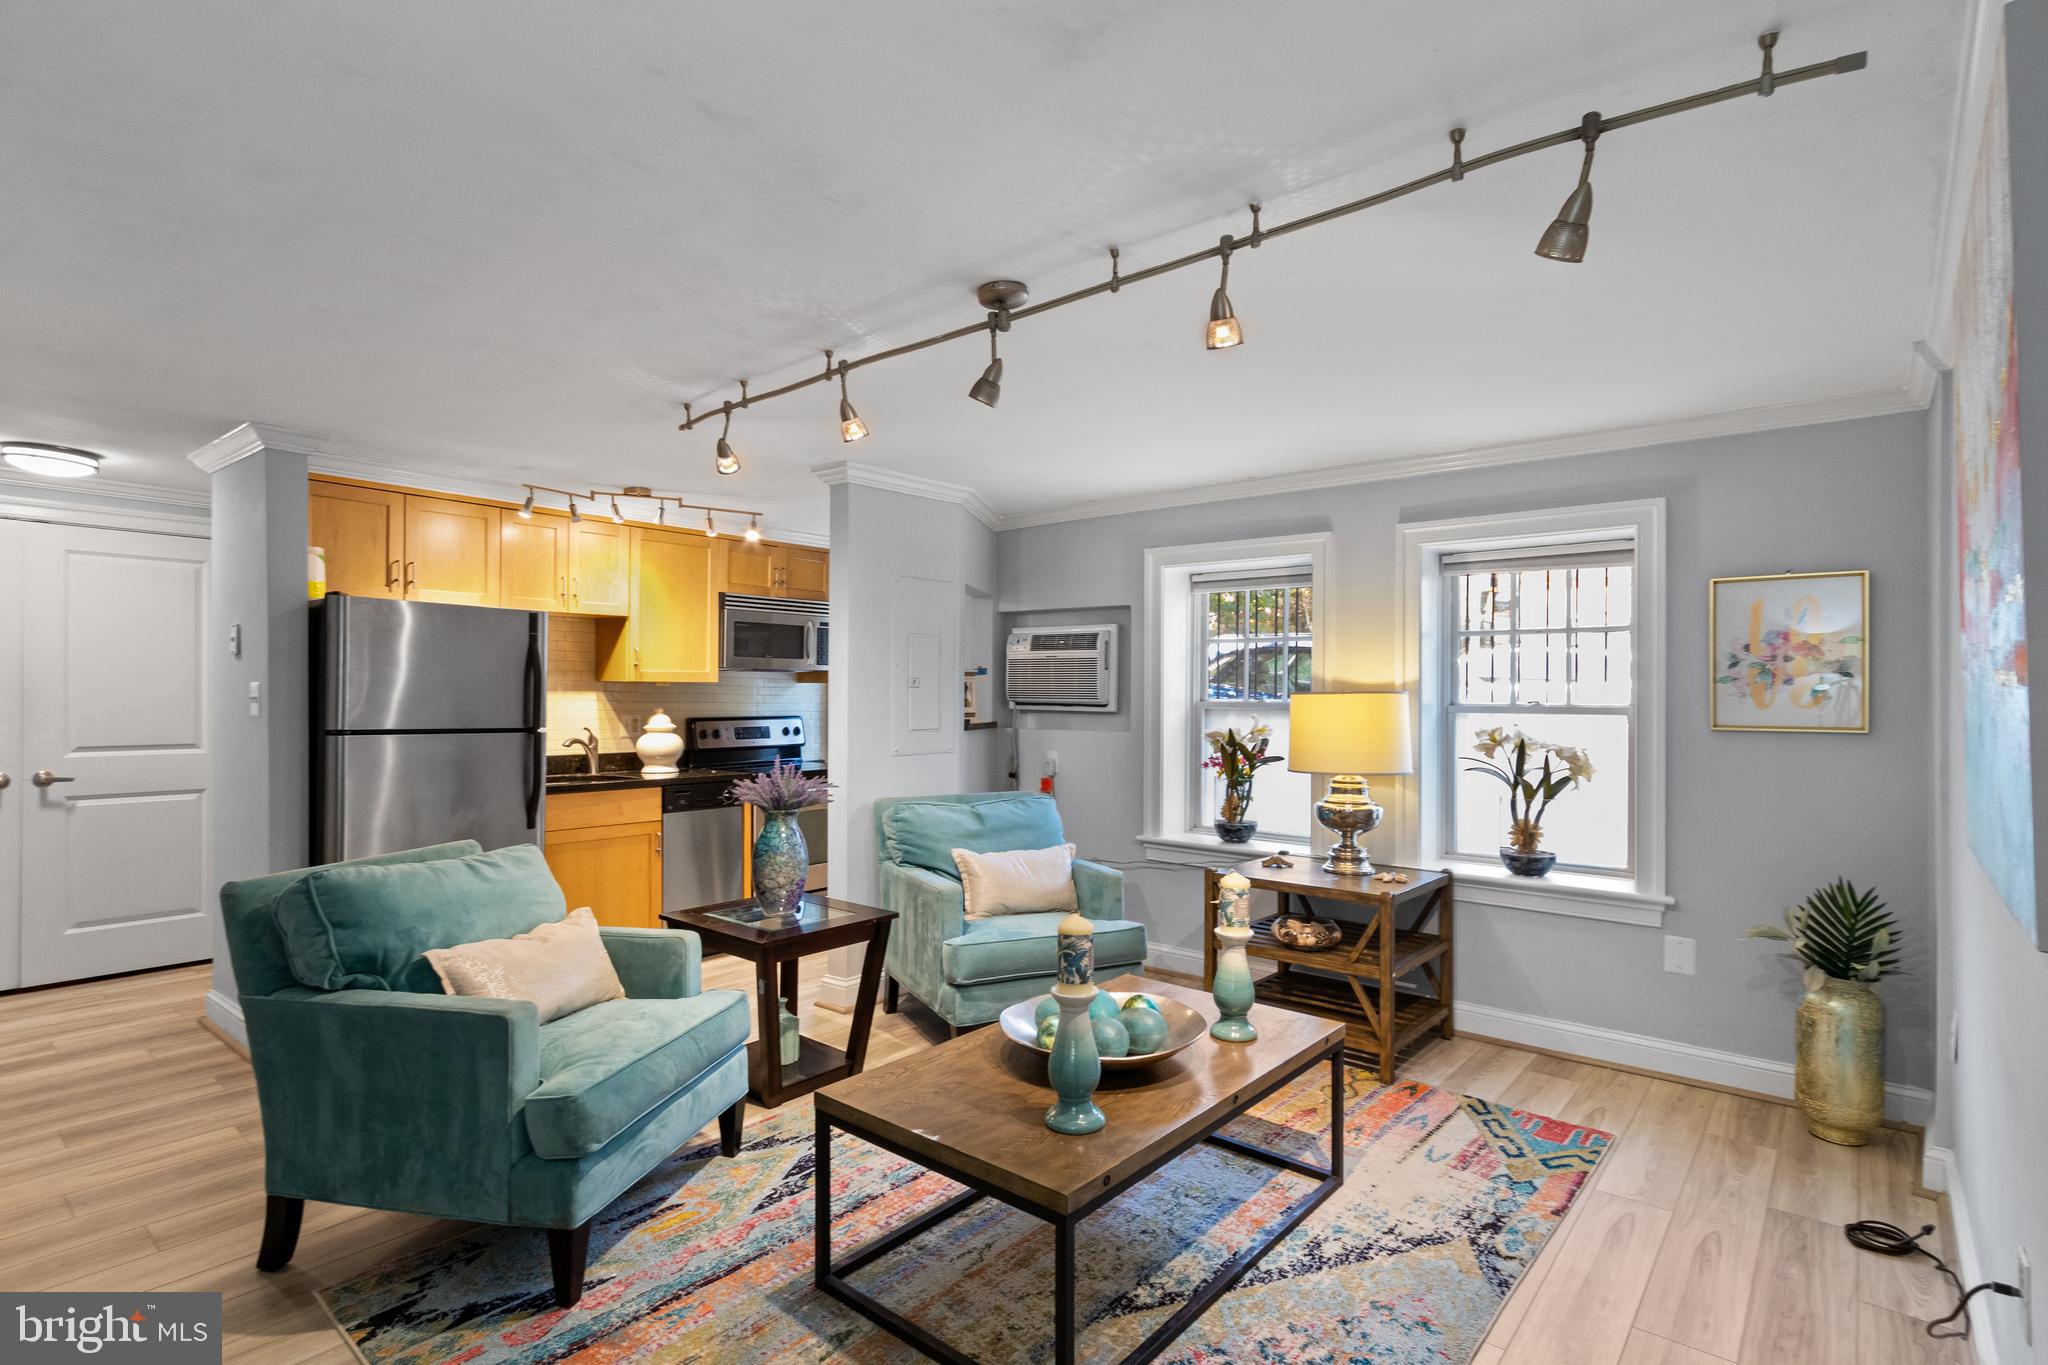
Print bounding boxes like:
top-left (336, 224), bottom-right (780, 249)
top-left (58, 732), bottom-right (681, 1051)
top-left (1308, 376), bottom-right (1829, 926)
top-left (875, 793), bottom-right (1145, 1032)
top-left (220, 840), bottom-right (750, 1308)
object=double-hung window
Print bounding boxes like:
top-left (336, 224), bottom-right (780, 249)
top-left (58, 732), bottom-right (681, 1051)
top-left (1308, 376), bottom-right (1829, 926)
top-left (1189, 571), bottom-right (1314, 840)
top-left (1441, 542), bottom-right (1635, 873)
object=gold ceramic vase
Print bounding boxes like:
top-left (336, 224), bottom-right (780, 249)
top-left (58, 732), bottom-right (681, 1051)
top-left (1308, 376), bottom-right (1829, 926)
top-left (1794, 977), bottom-right (1885, 1146)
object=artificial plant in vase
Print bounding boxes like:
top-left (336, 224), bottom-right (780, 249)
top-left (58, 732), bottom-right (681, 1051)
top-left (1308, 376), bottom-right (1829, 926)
top-left (1743, 878), bottom-right (1900, 1146)
top-left (1203, 724), bottom-right (1284, 844)
top-left (726, 763), bottom-right (833, 917)
top-left (1464, 727), bottom-right (1593, 877)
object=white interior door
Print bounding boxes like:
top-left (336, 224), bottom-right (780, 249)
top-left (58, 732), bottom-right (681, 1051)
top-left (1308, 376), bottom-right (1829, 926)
top-left (0, 521), bottom-right (22, 990)
top-left (18, 521), bottom-right (211, 986)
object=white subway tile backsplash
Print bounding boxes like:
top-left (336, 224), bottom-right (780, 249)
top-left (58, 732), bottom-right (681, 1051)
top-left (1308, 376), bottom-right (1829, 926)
top-left (544, 614), bottom-right (825, 763)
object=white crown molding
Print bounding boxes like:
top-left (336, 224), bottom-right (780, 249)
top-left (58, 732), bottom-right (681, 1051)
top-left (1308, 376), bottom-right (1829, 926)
top-left (813, 460), bottom-right (1000, 530)
top-left (993, 383), bottom-right (1929, 531)
top-left (186, 421), bottom-right (331, 473)
top-left (0, 468), bottom-right (209, 519)
top-left (1920, 0), bottom-right (2008, 367)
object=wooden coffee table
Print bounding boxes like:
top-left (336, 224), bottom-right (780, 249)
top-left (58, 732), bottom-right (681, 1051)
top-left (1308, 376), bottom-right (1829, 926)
top-left (660, 895), bottom-right (894, 1108)
top-left (813, 973), bottom-right (1345, 1365)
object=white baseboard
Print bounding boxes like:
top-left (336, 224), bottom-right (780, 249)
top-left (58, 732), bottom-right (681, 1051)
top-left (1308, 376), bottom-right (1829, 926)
top-left (1922, 1146), bottom-right (2001, 1365)
top-left (203, 988), bottom-right (248, 1046)
top-left (813, 973), bottom-right (860, 1014)
top-left (1140, 945), bottom-right (1935, 1127)
top-left (1146, 941), bottom-right (1278, 980)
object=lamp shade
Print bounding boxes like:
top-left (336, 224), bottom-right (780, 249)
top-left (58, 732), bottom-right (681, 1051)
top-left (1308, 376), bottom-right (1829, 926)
top-left (1286, 692), bottom-right (1413, 775)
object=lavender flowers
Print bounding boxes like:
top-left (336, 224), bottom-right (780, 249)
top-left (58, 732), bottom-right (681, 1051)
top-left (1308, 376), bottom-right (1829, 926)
top-left (725, 762), bottom-right (833, 813)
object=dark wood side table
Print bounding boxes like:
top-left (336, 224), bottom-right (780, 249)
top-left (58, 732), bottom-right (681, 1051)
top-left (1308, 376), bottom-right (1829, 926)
top-left (1201, 858), bottom-right (1453, 1083)
top-left (660, 896), bottom-right (895, 1108)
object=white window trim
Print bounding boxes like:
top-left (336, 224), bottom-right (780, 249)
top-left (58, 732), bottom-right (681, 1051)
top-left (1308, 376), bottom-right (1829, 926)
top-left (1141, 533), bottom-right (1333, 866)
top-left (1395, 500), bottom-right (1672, 926)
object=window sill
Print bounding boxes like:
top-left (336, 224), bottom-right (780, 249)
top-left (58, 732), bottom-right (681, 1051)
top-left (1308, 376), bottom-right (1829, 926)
top-left (1440, 856), bottom-right (1672, 926)
top-left (1135, 831), bottom-right (1312, 868)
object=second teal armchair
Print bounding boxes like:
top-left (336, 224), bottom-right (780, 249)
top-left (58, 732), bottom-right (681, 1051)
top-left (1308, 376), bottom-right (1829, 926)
top-left (876, 793), bottom-right (1145, 1033)
top-left (220, 841), bottom-right (750, 1308)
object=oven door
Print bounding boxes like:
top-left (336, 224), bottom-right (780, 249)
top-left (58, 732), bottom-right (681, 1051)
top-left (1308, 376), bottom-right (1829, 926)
top-left (722, 607), bottom-right (814, 671)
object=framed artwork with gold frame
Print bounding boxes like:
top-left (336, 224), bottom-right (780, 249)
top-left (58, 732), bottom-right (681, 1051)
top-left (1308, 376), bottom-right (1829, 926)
top-left (1709, 570), bottom-right (1869, 733)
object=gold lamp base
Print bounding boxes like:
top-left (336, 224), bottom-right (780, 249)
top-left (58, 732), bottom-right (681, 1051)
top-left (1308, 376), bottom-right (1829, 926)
top-left (1315, 775), bottom-right (1383, 876)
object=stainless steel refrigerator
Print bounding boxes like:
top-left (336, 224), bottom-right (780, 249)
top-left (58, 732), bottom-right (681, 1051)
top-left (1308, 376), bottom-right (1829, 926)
top-left (312, 595), bottom-right (547, 862)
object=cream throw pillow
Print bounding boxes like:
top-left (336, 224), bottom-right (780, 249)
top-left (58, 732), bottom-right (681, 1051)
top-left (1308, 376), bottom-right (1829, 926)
top-left (952, 844), bottom-right (1080, 919)
top-left (423, 907), bottom-right (625, 1023)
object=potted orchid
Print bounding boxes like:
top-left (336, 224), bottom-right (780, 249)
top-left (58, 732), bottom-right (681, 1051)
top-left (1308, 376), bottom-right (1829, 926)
top-left (1203, 724), bottom-right (1285, 844)
top-left (726, 763), bottom-right (833, 916)
top-left (1464, 727), bottom-right (1594, 877)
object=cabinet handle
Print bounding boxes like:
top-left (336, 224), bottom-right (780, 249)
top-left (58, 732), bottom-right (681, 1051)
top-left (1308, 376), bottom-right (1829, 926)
top-left (655, 834), bottom-right (663, 856)
top-left (633, 647), bottom-right (641, 676)
top-left (560, 575), bottom-right (567, 605)
top-left (387, 560), bottom-right (400, 588)
top-left (404, 560), bottom-right (416, 590)
top-left (571, 575), bottom-right (578, 605)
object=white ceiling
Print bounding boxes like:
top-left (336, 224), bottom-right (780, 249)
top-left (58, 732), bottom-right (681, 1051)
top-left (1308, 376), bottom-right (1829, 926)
top-left (0, 2), bottom-right (1967, 536)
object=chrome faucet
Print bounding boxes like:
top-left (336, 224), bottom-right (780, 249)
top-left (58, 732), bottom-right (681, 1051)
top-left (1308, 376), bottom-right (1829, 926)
top-left (562, 727), bottom-right (600, 775)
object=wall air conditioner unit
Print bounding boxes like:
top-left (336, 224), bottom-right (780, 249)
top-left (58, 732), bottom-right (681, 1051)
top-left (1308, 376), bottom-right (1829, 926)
top-left (1004, 625), bottom-right (1119, 713)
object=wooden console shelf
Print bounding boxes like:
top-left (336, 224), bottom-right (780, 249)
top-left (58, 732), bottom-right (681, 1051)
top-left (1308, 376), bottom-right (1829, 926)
top-left (1202, 858), bottom-right (1453, 1083)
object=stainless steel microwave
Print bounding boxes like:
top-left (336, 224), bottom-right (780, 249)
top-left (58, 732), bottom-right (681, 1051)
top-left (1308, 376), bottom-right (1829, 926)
top-left (720, 594), bottom-right (828, 672)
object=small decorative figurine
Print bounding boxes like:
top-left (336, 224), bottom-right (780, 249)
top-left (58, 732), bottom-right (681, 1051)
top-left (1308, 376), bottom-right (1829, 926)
top-left (1272, 916), bottom-right (1342, 950)
top-left (1372, 870), bottom-right (1411, 885)
top-left (636, 708), bottom-right (683, 776)
top-left (1211, 883), bottom-right (1257, 1044)
top-left (778, 998), bottom-right (801, 1067)
top-left (1045, 912), bottom-right (1106, 1134)
top-left (1260, 851), bottom-right (1295, 868)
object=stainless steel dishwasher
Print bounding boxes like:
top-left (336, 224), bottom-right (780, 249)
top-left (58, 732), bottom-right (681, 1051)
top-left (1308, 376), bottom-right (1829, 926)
top-left (661, 779), bottom-right (745, 913)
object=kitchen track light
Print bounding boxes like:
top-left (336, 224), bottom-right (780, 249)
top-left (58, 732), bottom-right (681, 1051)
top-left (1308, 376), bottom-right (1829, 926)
top-left (610, 497), bottom-right (626, 524)
top-left (669, 33), bottom-right (1863, 438)
top-left (745, 514), bottom-right (763, 543)
top-left (837, 363), bottom-right (868, 442)
top-left (1206, 236), bottom-right (1242, 349)
top-left (706, 509), bottom-right (719, 537)
top-left (568, 499), bottom-right (581, 523)
top-left (516, 491), bottom-right (534, 519)
top-left (715, 405), bottom-right (741, 475)
top-left (1535, 112), bottom-right (1603, 263)
top-left (517, 484), bottom-right (763, 539)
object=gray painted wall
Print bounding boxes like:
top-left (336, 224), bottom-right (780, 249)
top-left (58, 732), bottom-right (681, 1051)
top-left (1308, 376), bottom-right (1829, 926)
top-left (998, 409), bottom-right (1936, 1089)
top-left (200, 446), bottom-right (310, 1040)
top-left (1935, 7), bottom-right (2047, 1357)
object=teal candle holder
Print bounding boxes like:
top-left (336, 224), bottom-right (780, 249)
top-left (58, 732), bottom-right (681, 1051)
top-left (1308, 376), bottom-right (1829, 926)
top-left (1046, 912), bottom-right (1105, 1134)
top-left (1211, 923), bottom-right (1257, 1043)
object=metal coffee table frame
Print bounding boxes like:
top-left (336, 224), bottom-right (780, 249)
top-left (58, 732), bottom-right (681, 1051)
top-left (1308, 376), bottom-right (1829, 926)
top-left (813, 1038), bottom-right (1345, 1365)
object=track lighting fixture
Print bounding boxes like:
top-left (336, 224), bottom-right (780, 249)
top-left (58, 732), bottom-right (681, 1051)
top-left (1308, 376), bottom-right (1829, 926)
top-left (609, 496), bottom-right (626, 524)
top-left (715, 405), bottom-right (741, 475)
top-left (516, 490), bottom-right (534, 520)
top-left (668, 33), bottom-right (1864, 437)
top-left (568, 498), bottom-right (581, 523)
top-left (968, 321), bottom-right (1003, 408)
top-left (656, 502), bottom-right (666, 526)
top-left (838, 366), bottom-right (869, 443)
top-left (1205, 237), bottom-right (1242, 350)
top-left (745, 514), bottom-right (763, 543)
top-left (1536, 112), bottom-right (1603, 263)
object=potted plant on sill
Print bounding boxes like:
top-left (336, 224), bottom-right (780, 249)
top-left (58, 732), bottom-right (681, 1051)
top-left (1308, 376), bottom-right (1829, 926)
top-left (1743, 878), bottom-right (1899, 1146)
top-left (1203, 724), bottom-right (1284, 844)
top-left (1464, 727), bottom-right (1593, 876)
top-left (726, 763), bottom-right (834, 918)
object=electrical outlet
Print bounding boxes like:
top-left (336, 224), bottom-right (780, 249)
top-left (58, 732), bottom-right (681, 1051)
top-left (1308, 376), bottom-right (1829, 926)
top-left (1663, 935), bottom-right (1696, 976)
top-left (2019, 1246), bottom-right (2031, 1345)
top-left (1044, 750), bottom-right (1059, 777)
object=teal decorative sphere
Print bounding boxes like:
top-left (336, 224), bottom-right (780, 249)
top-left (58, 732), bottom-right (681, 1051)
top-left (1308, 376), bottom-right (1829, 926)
top-left (1034, 996), bottom-right (1061, 1028)
top-left (1036, 1014), bottom-right (1060, 1049)
top-left (1091, 1013), bottom-right (1130, 1058)
top-left (1120, 993), bottom-right (1162, 1015)
top-left (1088, 991), bottom-right (1120, 1022)
top-left (1121, 1006), bottom-right (1168, 1054)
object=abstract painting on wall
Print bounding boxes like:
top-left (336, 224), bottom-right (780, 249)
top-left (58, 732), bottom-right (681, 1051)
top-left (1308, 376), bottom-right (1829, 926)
top-left (1955, 53), bottom-right (2037, 944)
top-left (1710, 571), bottom-right (1869, 733)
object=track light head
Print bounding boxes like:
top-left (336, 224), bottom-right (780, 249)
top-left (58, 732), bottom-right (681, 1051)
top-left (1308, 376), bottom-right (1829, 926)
top-left (745, 514), bottom-right (763, 543)
top-left (610, 497), bottom-right (625, 524)
top-left (517, 490), bottom-right (534, 520)
top-left (839, 398), bottom-right (869, 443)
top-left (969, 322), bottom-right (1003, 407)
top-left (1536, 113), bottom-right (1601, 263)
top-left (714, 406), bottom-right (741, 475)
top-left (568, 499), bottom-right (581, 523)
top-left (1205, 240), bottom-right (1243, 349)
top-left (705, 509), bottom-right (719, 537)
top-left (656, 502), bottom-right (667, 526)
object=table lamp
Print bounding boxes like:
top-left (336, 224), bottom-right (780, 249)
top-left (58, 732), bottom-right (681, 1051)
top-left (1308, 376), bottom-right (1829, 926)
top-left (1287, 692), bottom-right (1413, 876)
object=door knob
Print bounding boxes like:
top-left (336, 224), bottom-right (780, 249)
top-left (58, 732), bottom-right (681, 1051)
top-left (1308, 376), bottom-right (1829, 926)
top-left (0, 772), bottom-right (9, 790)
top-left (32, 770), bottom-right (74, 787)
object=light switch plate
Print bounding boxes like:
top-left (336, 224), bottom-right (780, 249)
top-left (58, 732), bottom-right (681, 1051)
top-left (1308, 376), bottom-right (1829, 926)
top-left (1663, 935), bottom-right (1696, 975)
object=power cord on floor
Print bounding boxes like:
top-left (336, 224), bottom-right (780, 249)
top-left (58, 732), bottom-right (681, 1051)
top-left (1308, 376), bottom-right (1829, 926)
top-left (1844, 1219), bottom-right (2020, 1340)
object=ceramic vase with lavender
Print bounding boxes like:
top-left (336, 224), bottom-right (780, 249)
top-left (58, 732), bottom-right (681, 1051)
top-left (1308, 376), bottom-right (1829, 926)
top-left (726, 763), bottom-right (833, 919)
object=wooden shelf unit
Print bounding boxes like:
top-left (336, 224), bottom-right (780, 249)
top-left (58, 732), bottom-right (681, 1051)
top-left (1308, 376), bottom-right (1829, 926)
top-left (1202, 859), bottom-right (1454, 1083)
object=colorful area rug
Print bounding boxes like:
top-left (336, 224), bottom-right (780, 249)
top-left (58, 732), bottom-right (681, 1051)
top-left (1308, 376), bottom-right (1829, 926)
top-left (321, 1066), bottom-right (1610, 1363)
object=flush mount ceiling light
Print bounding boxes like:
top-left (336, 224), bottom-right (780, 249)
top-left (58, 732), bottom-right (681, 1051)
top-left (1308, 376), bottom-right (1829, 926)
top-left (671, 33), bottom-right (1862, 444)
top-left (1535, 112), bottom-right (1603, 263)
top-left (2, 442), bottom-right (102, 478)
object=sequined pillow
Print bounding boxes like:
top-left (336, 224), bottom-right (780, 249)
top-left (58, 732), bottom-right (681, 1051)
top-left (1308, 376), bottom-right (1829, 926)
top-left (422, 907), bottom-right (625, 1022)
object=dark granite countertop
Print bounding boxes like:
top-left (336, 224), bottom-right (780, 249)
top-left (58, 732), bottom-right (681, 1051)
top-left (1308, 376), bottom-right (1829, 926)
top-left (545, 753), bottom-right (824, 796)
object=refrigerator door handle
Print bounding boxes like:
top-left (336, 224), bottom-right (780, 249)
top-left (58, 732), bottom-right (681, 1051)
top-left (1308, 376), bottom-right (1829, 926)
top-left (525, 730), bottom-right (543, 831)
top-left (524, 615), bottom-right (544, 832)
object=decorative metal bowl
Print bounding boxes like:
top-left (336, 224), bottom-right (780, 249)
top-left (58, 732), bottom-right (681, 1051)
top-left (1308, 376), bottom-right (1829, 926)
top-left (999, 991), bottom-right (1208, 1070)
top-left (1271, 915), bottom-right (1342, 951)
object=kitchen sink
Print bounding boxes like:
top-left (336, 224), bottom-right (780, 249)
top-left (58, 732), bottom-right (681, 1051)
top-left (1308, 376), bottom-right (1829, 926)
top-left (548, 773), bottom-right (632, 786)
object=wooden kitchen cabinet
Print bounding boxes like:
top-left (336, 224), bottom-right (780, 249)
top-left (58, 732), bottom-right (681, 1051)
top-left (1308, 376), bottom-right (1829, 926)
top-left (568, 520), bottom-right (630, 616)
top-left (719, 541), bottom-right (827, 601)
top-left (544, 787), bottom-right (662, 929)
top-left (500, 510), bottom-right (568, 611)
top-left (309, 482), bottom-right (404, 598)
top-left (403, 495), bottom-right (501, 605)
top-left (597, 526), bottom-right (718, 683)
